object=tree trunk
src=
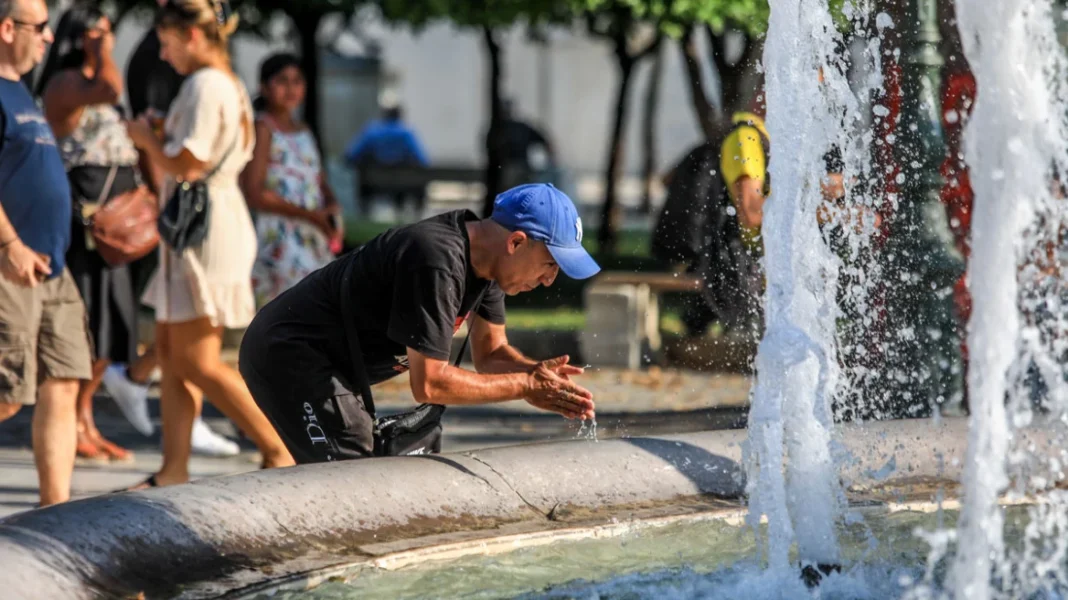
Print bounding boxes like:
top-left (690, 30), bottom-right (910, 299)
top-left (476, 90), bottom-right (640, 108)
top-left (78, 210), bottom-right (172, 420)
top-left (480, 27), bottom-right (506, 218)
top-left (639, 44), bottom-right (663, 215)
top-left (597, 53), bottom-right (635, 254)
top-left (679, 27), bottom-right (719, 143)
top-left (708, 26), bottom-right (765, 116)
top-left (292, 12), bottom-right (324, 143)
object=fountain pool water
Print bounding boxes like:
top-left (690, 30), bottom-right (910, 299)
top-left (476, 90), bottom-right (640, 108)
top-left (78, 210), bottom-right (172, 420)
top-left (244, 504), bottom-right (1046, 600)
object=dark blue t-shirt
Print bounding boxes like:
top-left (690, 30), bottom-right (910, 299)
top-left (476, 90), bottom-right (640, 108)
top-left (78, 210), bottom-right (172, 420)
top-left (0, 78), bottom-right (71, 277)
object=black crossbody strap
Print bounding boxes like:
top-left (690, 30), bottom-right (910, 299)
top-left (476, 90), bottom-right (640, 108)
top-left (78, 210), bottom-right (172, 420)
top-left (340, 256), bottom-right (378, 417)
top-left (339, 254), bottom-right (488, 419)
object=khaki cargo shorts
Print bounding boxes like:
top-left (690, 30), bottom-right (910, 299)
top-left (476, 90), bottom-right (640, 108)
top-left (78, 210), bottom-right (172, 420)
top-left (0, 268), bottom-right (92, 405)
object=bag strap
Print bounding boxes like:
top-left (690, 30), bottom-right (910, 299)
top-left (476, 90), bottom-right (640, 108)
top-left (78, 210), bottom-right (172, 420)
top-left (95, 165), bottom-right (119, 204)
top-left (73, 165), bottom-right (120, 225)
top-left (339, 255), bottom-right (379, 417)
top-left (195, 75), bottom-right (246, 183)
top-left (339, 253), bottom-right (487, 419)
top-left (202, 119), bottom-right (241, 181)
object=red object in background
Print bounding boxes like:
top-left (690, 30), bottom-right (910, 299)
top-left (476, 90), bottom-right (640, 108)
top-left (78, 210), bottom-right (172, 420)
top-left (860, 58), bottom-right (904, 371)
top-left (940, 70), bottom-right (978, 380)
top-left (877, 61), bottom-right (904, 238)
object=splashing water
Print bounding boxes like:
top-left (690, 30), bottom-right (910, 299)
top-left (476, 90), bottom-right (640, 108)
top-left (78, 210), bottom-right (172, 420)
top-left (946, 0), bottom-right (1068, 598)
top-left (744, 0), bottom-right (878, 573)
top-left (577, 418), bottom-right (598, 442)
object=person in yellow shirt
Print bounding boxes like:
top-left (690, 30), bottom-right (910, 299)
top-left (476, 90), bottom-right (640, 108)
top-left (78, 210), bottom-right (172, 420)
top-left (720, 111), bottom-right (771, 253)
top-left (662, 103), bottom-right (848, 339)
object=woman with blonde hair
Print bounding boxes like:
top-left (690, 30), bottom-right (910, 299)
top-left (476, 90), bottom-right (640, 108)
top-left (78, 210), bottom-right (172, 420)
top-left (124, 0), bottom-right (294, 488)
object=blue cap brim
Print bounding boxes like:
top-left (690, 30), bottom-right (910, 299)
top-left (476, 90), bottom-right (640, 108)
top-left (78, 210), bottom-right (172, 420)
top-left (547, 244), bottom-right (601, 280)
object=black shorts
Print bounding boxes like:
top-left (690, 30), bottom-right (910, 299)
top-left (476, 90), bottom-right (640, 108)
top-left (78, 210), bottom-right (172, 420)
top-left (239, 345), bottom-right (375, 464)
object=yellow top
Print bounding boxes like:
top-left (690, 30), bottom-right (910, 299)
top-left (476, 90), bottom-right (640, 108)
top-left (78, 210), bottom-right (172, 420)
top-left (719, 112), bottom-right (769, 250)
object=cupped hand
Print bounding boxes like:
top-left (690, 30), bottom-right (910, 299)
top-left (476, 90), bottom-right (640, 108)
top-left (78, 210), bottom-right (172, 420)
top-left (124, 116), bottom-right (157, 149)
top-left (306, 208), bottom-right (338, 239)
top-left (539, 355), bottom-right (585, 379)
top-left (524, 359), bottom-right (595, 420)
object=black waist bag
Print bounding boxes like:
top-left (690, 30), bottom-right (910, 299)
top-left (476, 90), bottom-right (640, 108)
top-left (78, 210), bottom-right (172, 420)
top-left (158, 118), bottom-right (240, 254)
top-left (158, 179), bottom-right (211, 253)
top-left (373, 403), bottom-right (446, 456)
top-left (339, 256), bottom-right (482, 457)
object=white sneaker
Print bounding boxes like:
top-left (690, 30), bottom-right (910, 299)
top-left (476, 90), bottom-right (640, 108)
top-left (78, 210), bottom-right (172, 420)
top-left (191, 417), bottom-right (241, 457)
top-left (101, 365), bottom-right (154, 437)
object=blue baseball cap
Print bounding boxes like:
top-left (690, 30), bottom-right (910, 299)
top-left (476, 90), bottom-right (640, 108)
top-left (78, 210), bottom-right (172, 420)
top-left (490, 183), bottom-right (601, 280)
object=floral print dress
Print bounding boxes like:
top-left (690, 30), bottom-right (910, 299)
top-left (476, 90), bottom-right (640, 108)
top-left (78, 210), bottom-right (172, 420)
top-left (251, 116), bottom-right (334, 309)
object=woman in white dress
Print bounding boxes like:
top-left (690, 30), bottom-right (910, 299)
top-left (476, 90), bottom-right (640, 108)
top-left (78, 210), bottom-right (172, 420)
top-left (124, 0), bottom-right (294, 488)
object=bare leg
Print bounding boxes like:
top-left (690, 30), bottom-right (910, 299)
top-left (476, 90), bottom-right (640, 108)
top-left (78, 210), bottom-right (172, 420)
top-left (75, 360), bottom-right (104, 459)
top-left (137, 319), bottom-right (291, 489)
top-left (151, 365), bottom-right (201, 487)
top-left (128, 323), bottom-right (200, 489)
top-left (168, 318), bottom-right (292, 469)
top-left (126, 343), bottom-right (157, 385)
top-left (76, 359), bottom-right (131, 461)
top-left (0, 403), bottom-right (21, 422)
top-left (34, 378), bottom-right (79, 506)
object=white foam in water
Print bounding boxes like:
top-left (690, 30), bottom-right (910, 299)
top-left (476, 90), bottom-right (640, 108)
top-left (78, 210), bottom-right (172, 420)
top-left (744, 0), bottom-right (875, 572)
top-left (947, 0), bottom-right (1068, 598)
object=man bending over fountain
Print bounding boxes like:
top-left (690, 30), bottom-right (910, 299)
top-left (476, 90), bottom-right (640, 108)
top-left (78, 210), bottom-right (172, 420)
top-left (239, 183), bottom-right (600, 463)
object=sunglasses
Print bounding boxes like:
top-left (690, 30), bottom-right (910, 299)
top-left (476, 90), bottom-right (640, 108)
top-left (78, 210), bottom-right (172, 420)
top-left (11, 18), bottom-right (49, 34)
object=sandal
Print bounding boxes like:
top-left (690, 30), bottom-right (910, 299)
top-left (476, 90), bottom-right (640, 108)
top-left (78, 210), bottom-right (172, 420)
top-left (76, 428), bottom-right (105, 461)
top-left (94, 436), bottom-right (134, 463)
top-left (116, 474), bottom-right (158, 494)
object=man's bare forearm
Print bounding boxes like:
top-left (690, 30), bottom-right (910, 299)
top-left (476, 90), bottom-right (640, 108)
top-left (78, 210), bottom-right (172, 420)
top-left (0, 202), bottom-right (18, 246)
top-left (475, 344), bottom-right (539, 375)
top-left (412, 364), bottom-right (530, 406)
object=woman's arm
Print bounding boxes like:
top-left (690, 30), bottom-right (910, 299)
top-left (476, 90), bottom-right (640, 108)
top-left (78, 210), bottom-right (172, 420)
top-left (126, 116), bottom-right (208, 182)
top-left (242, 120), bottom-right (323, 220)
top-left (41, 35), bottom-right (123, 137)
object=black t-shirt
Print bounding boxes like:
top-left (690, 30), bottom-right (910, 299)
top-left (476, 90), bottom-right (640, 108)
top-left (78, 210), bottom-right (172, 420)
top-left (250, 210), bottom-right (506, 389)
top-left (126, 30), bottom-right (186, 117)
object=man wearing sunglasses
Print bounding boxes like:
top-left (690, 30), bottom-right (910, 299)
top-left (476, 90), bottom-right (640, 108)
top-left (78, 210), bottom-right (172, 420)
top-left (0, 0), bottom-right (93, 507)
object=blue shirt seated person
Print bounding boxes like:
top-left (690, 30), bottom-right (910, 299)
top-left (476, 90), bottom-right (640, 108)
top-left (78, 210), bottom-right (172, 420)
top-left (344, 105), bottom-right (428, 168)
top-left (344, 104), bottom-right (429, 217)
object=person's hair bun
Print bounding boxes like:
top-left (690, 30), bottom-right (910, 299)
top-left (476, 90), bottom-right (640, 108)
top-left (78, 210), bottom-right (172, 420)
top-left (156, 0), bottom-right (238, 47)
top-left (211, 0), bottom-right (239, 38)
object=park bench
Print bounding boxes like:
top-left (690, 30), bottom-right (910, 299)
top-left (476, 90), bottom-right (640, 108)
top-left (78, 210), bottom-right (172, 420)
top-left (580, 271), bottom-right (702, 369)
top-left (354, 164), bottom-right (484, 215)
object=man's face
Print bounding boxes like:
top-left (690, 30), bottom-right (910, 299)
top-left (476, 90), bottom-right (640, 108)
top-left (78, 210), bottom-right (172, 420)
top-left (495, 232), bottom-right (560, 296)
top-left (1, 0), bottom-right (52, 75)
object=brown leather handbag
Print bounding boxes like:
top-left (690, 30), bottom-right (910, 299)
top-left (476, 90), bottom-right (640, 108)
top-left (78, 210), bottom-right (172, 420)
top-left (78, 166), bottom-right (160, 267)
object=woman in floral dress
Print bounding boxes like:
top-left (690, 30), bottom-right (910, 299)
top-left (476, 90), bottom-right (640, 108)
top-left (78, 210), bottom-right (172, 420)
top-left (242, 53), bottom-right (342, 308)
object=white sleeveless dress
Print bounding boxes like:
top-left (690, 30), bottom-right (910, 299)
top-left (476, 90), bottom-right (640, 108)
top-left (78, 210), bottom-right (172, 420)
top-left (141, 68), bottom-right (257, 328)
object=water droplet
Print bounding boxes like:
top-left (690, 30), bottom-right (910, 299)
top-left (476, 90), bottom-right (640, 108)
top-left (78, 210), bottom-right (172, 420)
top-left (876, 12), bottom-right (895, 31)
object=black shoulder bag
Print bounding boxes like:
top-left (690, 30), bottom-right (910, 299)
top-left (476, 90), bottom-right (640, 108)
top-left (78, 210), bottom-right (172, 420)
top-left (157, 119), bottom-right (240, 254)
top-left (339, 256), bottom-right (486, 457)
